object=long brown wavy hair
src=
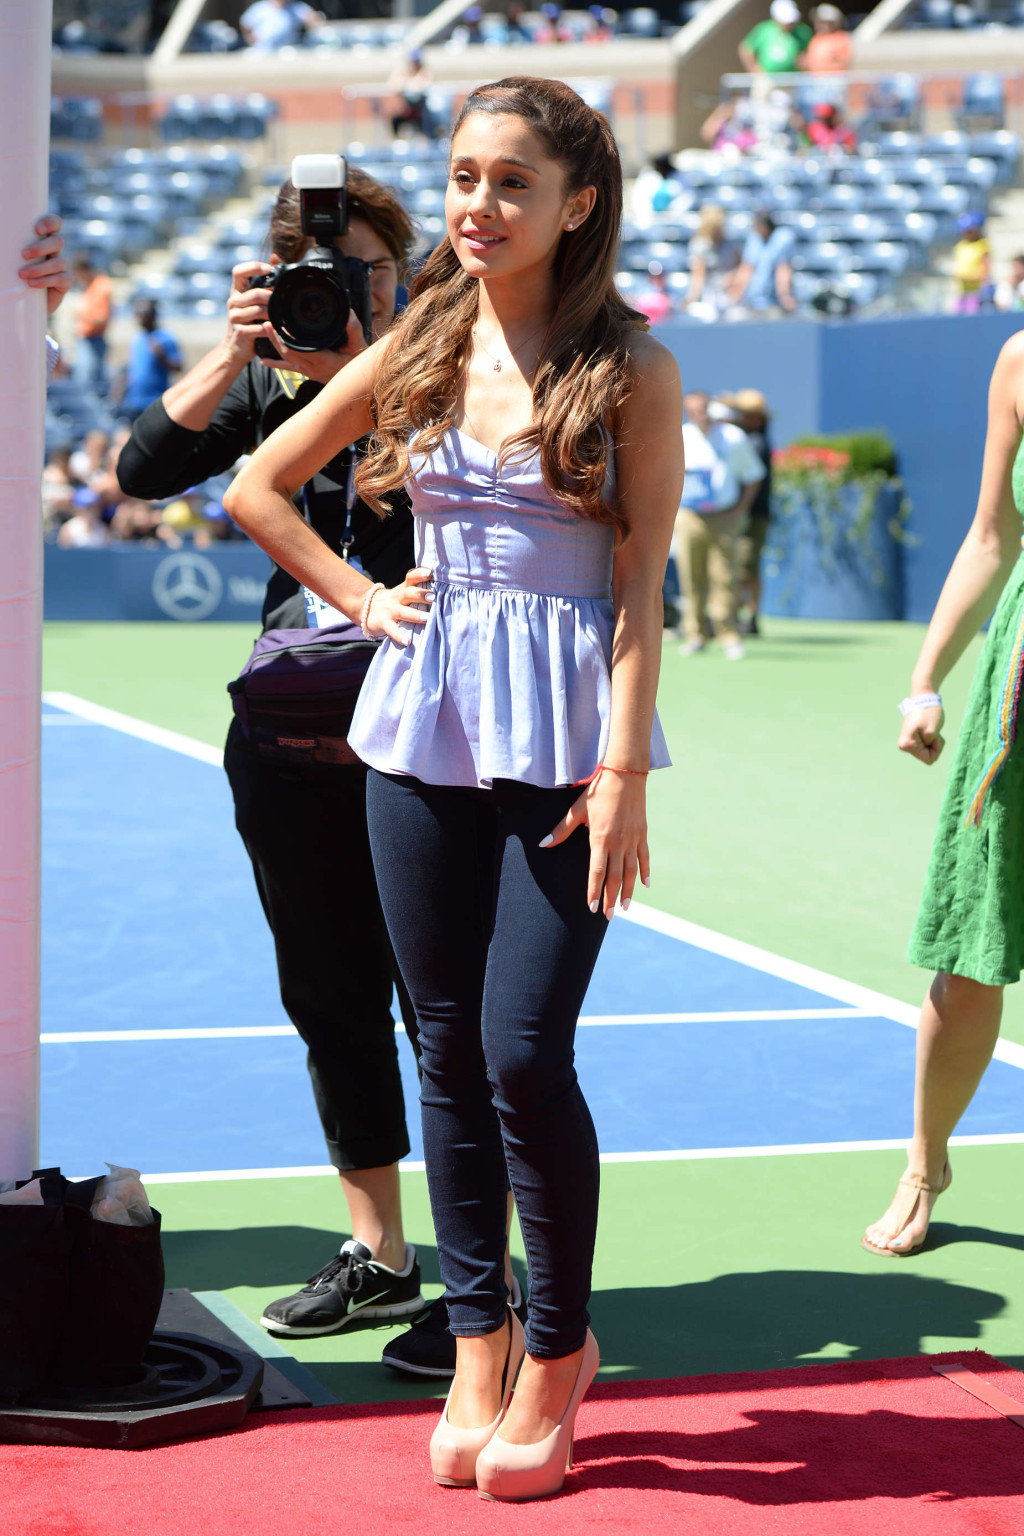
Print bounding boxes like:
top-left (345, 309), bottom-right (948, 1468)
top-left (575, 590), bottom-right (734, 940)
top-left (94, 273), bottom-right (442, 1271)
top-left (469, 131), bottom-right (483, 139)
top-left (355, 77), bottom-right (647, 537)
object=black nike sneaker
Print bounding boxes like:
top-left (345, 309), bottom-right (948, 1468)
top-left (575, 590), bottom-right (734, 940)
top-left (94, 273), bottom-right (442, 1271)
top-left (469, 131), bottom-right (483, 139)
top-left (259, 1240), bottom-right (424, 1337)
top-left (381, 1275), bottom-right (527, 1377)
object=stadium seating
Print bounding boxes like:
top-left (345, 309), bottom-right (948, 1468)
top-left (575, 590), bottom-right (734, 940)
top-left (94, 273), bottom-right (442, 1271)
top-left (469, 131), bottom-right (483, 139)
top-left (620, 126), bottom-right (1019, 310)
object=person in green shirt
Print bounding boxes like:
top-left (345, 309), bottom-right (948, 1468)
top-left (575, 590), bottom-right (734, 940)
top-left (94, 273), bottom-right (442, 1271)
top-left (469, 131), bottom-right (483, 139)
top-left (740, 0), bottom-right (813, 73)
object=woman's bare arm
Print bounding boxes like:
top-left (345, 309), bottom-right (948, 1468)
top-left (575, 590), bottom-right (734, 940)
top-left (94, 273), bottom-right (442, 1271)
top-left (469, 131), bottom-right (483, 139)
top-left (222, 336), bottom-right (431, 641)
top-left (544, 334), bottom-right (684, 916)
top-left (900, 333), bottom-right (1024, 763)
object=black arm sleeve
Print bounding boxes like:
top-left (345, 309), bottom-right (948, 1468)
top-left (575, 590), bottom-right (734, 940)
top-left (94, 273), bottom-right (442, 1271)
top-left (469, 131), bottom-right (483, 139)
top-left (116, 369), bottom-right (257, 499)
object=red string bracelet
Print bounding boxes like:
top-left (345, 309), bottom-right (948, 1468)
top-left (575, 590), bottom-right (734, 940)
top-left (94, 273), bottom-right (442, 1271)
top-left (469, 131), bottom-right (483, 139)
top-left (575, 763), bottom-right (650, 787)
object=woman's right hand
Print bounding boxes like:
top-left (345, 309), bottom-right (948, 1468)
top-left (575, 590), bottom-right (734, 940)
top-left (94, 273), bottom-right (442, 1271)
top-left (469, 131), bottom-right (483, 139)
top-left (898, 703), bottom-right (945, 764)
top-left (222, 261), bottom-right (276, 365)
top-left (365, 568), bottom-right (434, 645)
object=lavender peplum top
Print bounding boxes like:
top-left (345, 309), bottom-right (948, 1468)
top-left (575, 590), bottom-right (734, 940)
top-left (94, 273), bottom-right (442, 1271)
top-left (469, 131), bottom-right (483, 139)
top-left (347, 426), bottom-right (671, 789)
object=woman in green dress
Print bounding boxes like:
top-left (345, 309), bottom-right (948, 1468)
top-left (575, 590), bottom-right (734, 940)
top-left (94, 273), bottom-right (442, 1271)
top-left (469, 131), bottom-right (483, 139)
top-left (863, 333), bottom-right (1024, 1257)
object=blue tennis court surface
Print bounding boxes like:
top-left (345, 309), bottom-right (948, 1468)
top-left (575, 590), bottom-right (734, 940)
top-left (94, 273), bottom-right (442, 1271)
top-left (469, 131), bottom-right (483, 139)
top-left (41, 699), bottom-right (1024, 1177)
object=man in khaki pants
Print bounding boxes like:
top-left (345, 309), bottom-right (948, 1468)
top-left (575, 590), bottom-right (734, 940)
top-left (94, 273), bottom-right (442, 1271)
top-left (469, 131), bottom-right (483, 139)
top-left (676, 391), bottom-right (765, 660)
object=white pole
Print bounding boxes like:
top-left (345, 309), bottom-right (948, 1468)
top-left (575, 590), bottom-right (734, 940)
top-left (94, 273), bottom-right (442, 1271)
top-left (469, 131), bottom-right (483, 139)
top-left (0, 0), bottom-right (51, 1180)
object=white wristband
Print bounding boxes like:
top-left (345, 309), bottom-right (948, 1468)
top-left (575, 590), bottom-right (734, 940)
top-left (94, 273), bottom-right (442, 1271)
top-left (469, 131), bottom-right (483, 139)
top-left (898, 693), bottom-right (942, 716)
top-left (359, 581), bottom-right (386, 639)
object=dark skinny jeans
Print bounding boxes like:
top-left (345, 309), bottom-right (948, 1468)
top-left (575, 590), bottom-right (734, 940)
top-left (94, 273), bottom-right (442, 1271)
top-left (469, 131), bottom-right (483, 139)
top-left (365, 770), bottom-right (607, 1360)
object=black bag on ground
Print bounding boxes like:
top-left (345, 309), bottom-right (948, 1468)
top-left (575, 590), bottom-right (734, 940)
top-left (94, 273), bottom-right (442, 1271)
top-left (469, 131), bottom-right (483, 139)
top-left (0, 1167), bottom-right (164, 1400)
top-left (227, 622), bottom-right (378, 768)
top-left (0, 1193), bottom-right (74, 1401)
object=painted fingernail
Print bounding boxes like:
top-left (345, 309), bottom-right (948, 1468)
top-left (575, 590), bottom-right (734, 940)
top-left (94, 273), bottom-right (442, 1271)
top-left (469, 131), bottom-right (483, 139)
top-left (538, 835), bottom-right (553, 848)
top-left (621, 898), bottom-right (631, 912)
top-left (606, 909), bottom-right (614, 921)
top-left (589, 900), bottom-right (599, 913)
top-left (642, 876), bottom-right (651, 888)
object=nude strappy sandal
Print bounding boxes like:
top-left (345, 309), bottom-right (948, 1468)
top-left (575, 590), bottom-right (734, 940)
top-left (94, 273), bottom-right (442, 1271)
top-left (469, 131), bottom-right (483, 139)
top-left (861, 1162), bottom-right (952, 1257)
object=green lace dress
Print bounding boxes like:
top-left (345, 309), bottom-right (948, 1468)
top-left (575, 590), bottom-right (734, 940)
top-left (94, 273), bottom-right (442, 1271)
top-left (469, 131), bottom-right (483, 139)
top-left (908, 440), bottom-right (1024, 985)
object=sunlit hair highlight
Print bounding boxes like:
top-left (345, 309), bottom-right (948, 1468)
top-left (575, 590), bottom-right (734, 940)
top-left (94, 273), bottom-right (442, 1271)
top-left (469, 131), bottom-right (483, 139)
top-left (355, 77), bottom-right (647, 537)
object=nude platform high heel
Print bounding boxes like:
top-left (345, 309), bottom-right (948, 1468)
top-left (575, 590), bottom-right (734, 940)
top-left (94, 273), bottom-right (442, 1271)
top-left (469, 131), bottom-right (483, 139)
top-left (429, 1308), bottom-right (526, 1488)
top-left (475, 1329), bottom-right (600, 1503)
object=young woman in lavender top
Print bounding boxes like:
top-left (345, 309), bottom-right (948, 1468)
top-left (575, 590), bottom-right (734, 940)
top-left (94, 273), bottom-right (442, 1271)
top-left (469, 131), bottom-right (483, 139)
top-left (225, 77), bottom-right (683, 1500)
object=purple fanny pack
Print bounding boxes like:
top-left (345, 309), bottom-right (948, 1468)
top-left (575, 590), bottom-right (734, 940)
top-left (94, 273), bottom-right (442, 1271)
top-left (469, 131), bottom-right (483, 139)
top-left (227, 622), bottom-right (378, 767)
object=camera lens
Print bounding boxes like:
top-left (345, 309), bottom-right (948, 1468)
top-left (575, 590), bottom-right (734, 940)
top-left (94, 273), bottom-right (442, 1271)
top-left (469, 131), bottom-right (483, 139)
top-left (269, 268), bottom-right (351, 352)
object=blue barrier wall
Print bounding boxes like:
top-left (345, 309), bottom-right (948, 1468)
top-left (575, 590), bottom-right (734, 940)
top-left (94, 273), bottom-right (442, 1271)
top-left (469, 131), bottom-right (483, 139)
top-left (657, 312), bottom-right (1024, 623)
top-left (44, 544), bottom-right (272, 623)
top-left (44, 313), bottom-right (1024, 626)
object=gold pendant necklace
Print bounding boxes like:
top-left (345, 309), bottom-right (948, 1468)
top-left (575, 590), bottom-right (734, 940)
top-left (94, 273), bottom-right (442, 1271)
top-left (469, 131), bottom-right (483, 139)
top-left (473, 323), bottom-right (547, 374)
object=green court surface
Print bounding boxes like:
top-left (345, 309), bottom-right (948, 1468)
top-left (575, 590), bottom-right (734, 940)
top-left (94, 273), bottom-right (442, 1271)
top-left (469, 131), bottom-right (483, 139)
top-left (43, 617), bottom-right (1024, 1405)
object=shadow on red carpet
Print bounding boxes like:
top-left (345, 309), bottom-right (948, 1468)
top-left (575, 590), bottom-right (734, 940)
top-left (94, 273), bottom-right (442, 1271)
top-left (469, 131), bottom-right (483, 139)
top-left (5, 1351), bottom-right (1024, 1535)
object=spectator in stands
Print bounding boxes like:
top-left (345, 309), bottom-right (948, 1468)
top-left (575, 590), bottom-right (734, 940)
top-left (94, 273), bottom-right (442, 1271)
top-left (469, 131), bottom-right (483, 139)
top-left (537, 2), bottom-right (572, 41)
top-left (57, 487), bottom-right (109, 549)
top-left (71, 255), bottom-right (112, 396)
top-left (739, 0), bottom-right (813, 74)
top-left (634, 262), bottom-right (674, 325)
top-left (799, 4), bottom-right (852, 72)
top-left (701, 98), bottom-right (760, 155)
top-left (117, 300), bottom-right (182, 422)
top-left (452, 5), bottom-right (486, 44)
top-left (684, 205), bottom-right (742, 320)
top-left (730, 210), bottom-right (798, 314)
top-left (69, 427), bottom-right (109, 486)
top-left (731, 389), bottom-right (774, 636)
top-left (42, 444), bottom-right (78, 538)
top-left (240, 0), bottom-right (324, 48)
top-left (586, 5), bottom-right (616, 42)
top-left (390, 51), bottom-right (433, 139)
top-left (506, 1), bottom-right (534, 39)
top-left (995, 252), bottom-right (1024, 311)
top-left (631, 153), bottom-right (686, 222)
top-left (676, 390), bottom-right (765, 660)
top-left (805, 101), bottom-right (856, 152)
top-left (951, 213), bottom-right (993, 314)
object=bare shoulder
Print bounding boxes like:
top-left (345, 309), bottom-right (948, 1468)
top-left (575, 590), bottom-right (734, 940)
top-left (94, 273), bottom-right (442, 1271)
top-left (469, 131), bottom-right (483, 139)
top-left (623, 330), bottom-right (681, 390)
top-left (990, 330), bottom-right (1024, 424)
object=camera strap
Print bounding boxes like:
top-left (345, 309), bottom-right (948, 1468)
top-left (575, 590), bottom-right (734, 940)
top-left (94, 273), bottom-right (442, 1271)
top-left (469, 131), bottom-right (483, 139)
top-left (301, 451), bottom-right (363, 628)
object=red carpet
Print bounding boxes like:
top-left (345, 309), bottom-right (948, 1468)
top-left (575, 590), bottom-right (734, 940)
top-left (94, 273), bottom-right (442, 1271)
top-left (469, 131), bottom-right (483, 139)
top-left (6, 1351), bottom-right (1024, 1536)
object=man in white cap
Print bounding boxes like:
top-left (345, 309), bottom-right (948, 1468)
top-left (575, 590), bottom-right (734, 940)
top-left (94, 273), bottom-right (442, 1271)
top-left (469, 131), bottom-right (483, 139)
top-left (740, 0), bottom-right (812, 73)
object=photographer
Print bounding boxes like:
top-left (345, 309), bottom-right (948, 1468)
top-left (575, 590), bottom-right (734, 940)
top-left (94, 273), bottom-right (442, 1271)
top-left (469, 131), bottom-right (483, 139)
top-left (116, 167), bottom-right (451, 1371)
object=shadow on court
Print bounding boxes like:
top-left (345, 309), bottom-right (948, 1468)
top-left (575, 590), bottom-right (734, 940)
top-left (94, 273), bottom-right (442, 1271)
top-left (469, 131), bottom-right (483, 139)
top-left (161, 1225), bottom-right (446, 1293)
top-left (925, 1221), bottom-right (1024, 1255)
top-left (162, 1226), bottom-right (1007, 1394)
top-left (589, 1268), bottom-right (1005, 1380)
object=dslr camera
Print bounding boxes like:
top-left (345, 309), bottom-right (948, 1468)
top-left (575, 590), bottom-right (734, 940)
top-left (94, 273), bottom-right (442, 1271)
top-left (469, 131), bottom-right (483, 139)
top-left (251, 154), bottom-right (373, 357)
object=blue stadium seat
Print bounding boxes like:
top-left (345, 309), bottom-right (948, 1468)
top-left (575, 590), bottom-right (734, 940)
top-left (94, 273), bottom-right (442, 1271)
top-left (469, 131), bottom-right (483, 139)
top-left (791, 242), bottom-right (853, 274)
top-left (863, 184), bottom-right (921, 214)
top-left (921, 130), bottom-right (971, 158)
top-left (620, 7), bottom-right (662, 35)
top-left (969, 130), bottom-right (1021, 183)
top-left (866, 131), bottom-right (924, 157)
top-left (865, 77), bottom-right (921, 132)
top-left (834, 157), bottom-right (888, 186)
top-left (960, 74), bottom-right (1005, 128)
top-left (859, 241), bottom-right (910, 274)
top-left (816, 184), bottom-right (864, 211)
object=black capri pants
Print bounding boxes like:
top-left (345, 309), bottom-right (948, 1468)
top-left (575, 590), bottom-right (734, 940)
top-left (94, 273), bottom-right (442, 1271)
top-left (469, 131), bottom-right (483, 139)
top-left (224, 719), bottom-right (419, 1172)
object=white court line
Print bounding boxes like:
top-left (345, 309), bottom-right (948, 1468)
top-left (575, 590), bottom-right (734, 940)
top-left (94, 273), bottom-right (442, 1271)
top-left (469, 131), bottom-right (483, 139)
top-left (619, 902), bottom-right (1024, 1073)
top-left (42, 691), bottom-right (223, 767)
top-left (130, 1132), bottom-right (1024, 1185)
top-left (40, 1008), bottom-right (874, 1044)
top-left (41, 694), bottom-right (1024, 1078)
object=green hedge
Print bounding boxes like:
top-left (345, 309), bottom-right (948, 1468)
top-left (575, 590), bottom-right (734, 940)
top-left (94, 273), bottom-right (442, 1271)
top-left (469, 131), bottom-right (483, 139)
top-left (789, 430), bottom-right (897, 480)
